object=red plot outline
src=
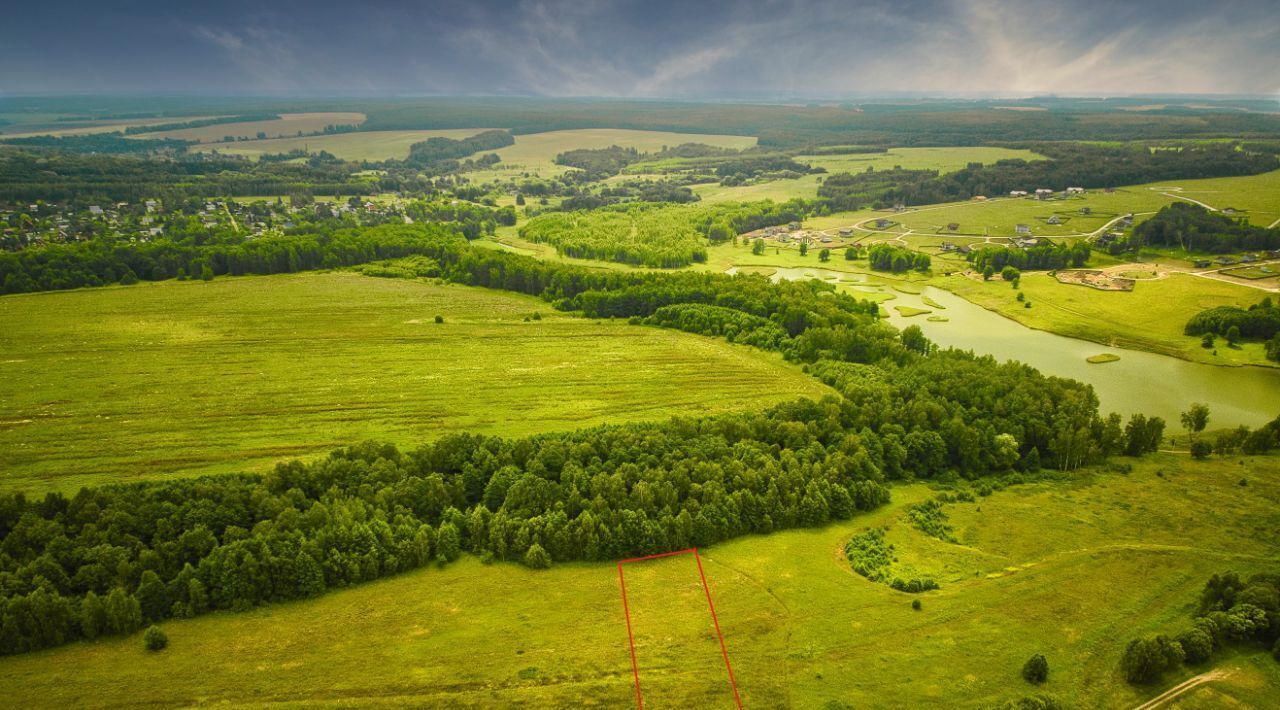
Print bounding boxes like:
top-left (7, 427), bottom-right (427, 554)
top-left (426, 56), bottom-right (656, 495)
top-left (616, 547), bottom-right (743, 709)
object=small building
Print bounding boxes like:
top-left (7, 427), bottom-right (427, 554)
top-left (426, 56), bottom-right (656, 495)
top-left (787, 222), bottom-right (802, 231)
top-left (1047, 215), bottom-right (1062, 225)
top-left (1193, 259), bottom-right (1211, 268)
top-left (875, 218), bottom-right (891, 229)
top-left (1222, 207), bottom-right (1238, 216)
top-left (1119, 214), bottom-right (1134, 227)
top-left (941, 242), bottom-right (957, 252)
top-left (820, 237), bottom-right (832, 243)
top-left (1240, 254), bottom-right (1258, 263)
top-left (838, 228), bottom-right (853, 237)
top-left (972, 195), bottom-right (987, 201)
top-left (1035, 188), bottom-right (1053, 200)
top-left (88, 205), bottom-right (104, 216)
top-left (1016, 237), bottom-right (1039, 249)
top-left (1215, 256), bottom-right (1237, 265)
top-left (145, 200), bottom-right (158, 212)
top-left (1066, 187), bottom-right (1085, 195)
top-left (1080, 206), bottom-right (1092, 215)
top-left (1010, 190), bottom-right (1028, 197)
top-left (893, 204), bottom-right (906, 212)
top-left (1015, 224), bottom-right (1031, 235)
top-left (947, 223), bottom-right (960, 231)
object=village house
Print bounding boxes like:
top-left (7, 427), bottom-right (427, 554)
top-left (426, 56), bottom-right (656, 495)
top-left (1035, 188), bottom-right (1053, 200)
top-left (88, 205), bottom-right (103, 216)
top-left (838, 228), bottom-right (853, 237)
top-left (1240, 254), bottom-right (1258, 263)
top-left (1080, 207), bottom-right (1091, 215)
top-left (1066, 187), bottom-right (1085, 195)
top-left (1193, 259), bottom-right (1212, 268)
top-left (893, 204), bottom-right (906, 212)
top-left (947, 223), bottom-right (960, 231)
top-left (940, 242), bottom-right (956, 252)
top-left (1047, 215), bottom-right (1062, 225)
top-left (1015, 224), bottom-right (1031, 235)
top-left (1010, 190), bottom-right (1028, 197)
top-left (875, 218), bottom-right (891, 229)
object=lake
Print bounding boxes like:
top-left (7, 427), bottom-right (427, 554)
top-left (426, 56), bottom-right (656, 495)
top-left (728, 266), bottom-right (1280, 428)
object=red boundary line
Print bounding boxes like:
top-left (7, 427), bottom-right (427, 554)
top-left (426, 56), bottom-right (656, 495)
top-left (616, 547), bottom-right (743, 709)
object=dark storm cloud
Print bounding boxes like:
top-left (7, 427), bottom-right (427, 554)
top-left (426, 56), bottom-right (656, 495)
top-left (2, 0), bottom-right (1277, 96)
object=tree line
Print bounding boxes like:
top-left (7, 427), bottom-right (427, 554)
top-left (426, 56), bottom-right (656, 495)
top-left (968, 243), bottom-right (1091, 272)
top-left (1185, 296), bottom-right (1280, 363)
top-left (1132, 203), bottom-right (1280, 253)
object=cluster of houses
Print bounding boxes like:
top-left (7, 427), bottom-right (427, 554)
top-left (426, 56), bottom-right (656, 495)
top-left (758, 222), bottom-right (837, 246)
top-left (1, 196), bottom-right (414, 250)
top-left (1194, 250), bottom-right (1280, 269)
top-left (1009, 187), bottom-right (1086, 200)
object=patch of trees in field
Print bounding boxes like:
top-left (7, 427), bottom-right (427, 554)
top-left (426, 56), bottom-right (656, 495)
top-left (1120, 571), bottom-right (1280, 684)
top-left (867, 244), bottom-right (931, 273)
top-left (968, 243), bottom-right (1091, 272)
top-left (1185, 297), bottom-right (1280, 363)
top-left (1132, 203), bottom-right (1280, 253)
top-left (518, 201), bottom-right (806, 268)
top-left (403, 130), bottom-right (515, 171)
top-left (818, 168), bottom-right (937, 212)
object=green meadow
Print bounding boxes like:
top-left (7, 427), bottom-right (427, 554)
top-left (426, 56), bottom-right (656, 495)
top-left (3, 453), bottom-right (1275, 708)
top-left (0, 271), bottom-right (829, 493)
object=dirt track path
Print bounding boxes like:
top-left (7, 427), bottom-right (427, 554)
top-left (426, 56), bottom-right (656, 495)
top-left (1131, 668), bottom-right (1232, 710)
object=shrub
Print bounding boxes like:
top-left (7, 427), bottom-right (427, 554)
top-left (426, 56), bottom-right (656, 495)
top-left (1177, 628), bottom-right (1214, 664)
top-left (911, 599), bottom-right (922, 611)
top-left (1190, 439), bottom-right (1213, 459)
top-left (1022, 653), bottom-right (1049, 684)
top-left (1120, 635), bottom-right (1184, 684)
top-left (1272, 637), bottom-right (1280, 662)
top-left (524, 544), bottom-right (552, 569)
top-left (434, 314), bottom-right (444, 324)
top-left (143, 625), bottom-right (168, 652)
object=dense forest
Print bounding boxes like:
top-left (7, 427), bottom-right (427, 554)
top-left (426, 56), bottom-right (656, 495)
top-left (1132, 203), bottom-right (1280, 253)
top-left (402, 130), bottom-right (515, 170)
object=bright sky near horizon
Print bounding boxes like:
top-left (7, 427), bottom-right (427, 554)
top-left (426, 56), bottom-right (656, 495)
top-left (2, 0), bottom-right (1277, 98)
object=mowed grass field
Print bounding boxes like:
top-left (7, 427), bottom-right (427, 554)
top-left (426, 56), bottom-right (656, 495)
top-left (0, 271), bottom-right (830, 493)
top-left (3, 453), bottom-right (1275, 708)
top-left (693, 146), bottom-right (1047, 204)
top-left (192, 129), bottom-right (494, 161)
top-left (137, 112), bottom-right (367, 142)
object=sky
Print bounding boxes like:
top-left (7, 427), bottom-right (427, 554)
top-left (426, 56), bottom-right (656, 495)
top-left (2, 0), bottom-right (1278, 98)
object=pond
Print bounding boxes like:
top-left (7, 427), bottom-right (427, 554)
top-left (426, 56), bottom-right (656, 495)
top-left (729, 266), bottom-right (1280, 428)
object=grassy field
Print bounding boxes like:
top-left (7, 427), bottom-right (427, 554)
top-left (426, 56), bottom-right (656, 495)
top-left (0, 271), bottom-right (829, 493)
top-left (693, 146), bottom-right (1047, 204)
top-left (193, 129), bottom-right (493, 161)
top-left (3, 453), bottom-right (1275, 708)
top-left (138, 112), bottom-right (366, 143)
top-left (941, 271), bottom-right (1277, 367)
